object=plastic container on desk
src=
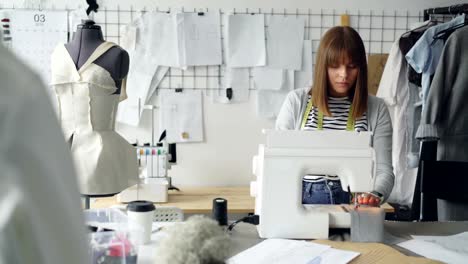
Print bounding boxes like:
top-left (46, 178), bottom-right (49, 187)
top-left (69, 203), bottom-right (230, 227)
top-left (84, 208), bottom-right (129, 232)
top-left (89, 231), bottom-right (138, 264)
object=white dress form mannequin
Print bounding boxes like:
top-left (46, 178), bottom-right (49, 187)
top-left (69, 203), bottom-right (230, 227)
top-left (51, 21), bottom-right (137, 207)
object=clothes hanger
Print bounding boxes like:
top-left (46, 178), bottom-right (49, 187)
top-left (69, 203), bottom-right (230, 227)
top-left (400, 18), bottom-right (437, 39)
top-left (400, 9), bottom-right (438, 39)
top-left (432, 13), bottom-right (467, 42)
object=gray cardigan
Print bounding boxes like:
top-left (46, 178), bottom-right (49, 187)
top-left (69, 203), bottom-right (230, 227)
top-left (275, 87), bottom-right (394, 201)
top-left (416, 26), bottom-right (468, 162)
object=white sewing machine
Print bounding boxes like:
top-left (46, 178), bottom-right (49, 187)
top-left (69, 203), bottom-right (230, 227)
top-left (250, 129), bottom-right (375, 239)
top-left (117, 143), bottom-right (171, 203)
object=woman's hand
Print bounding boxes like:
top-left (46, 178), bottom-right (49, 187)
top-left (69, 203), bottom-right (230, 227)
top-left (356, 192), bottom-right (381, 207)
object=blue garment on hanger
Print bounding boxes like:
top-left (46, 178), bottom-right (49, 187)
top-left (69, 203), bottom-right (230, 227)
top-left (405, 14), bottom-right (465, 110)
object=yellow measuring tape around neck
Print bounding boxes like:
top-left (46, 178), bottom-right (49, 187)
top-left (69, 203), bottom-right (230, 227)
top-left (301, 97), bottom-right (355, 131)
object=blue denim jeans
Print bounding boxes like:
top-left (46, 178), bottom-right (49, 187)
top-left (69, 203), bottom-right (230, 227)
top-left (302, 179), bottom-right (351, 204)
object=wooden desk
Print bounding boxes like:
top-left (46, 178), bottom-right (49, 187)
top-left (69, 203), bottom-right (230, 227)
top-left (91, 186), bottom-right (255, 214)
top-left (90, 186), bottom-right (394, 214)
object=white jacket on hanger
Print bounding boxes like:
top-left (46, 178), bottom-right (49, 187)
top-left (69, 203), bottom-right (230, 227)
top-left (0, 43), bottom-right (88, 263)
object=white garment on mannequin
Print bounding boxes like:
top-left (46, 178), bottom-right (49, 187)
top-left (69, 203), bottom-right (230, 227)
top-left (50, 41), bottom-right (138, 195)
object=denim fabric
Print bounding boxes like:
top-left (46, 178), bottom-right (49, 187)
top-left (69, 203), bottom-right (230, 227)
top-left (302, 179), bottom-right (351, 204)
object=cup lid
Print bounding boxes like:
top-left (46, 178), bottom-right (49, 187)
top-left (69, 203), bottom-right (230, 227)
top-left (127, 200), bottom-right (155, 212)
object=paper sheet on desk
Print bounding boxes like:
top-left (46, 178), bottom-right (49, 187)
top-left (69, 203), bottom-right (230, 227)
top-left (398, 232), bottom-right (468, 264)
top-left (227, 239), bottom-right (330, 264)
top-left (318, 248), bottom-right (360, 264)
top-left (227, 238), bottom-right (359, 264)
top-left (315, 240), bottom-right (440, 264)
top-left (266, 15), bottom-right (305, 70)
top-left (411, 232), bottom-right (468, 255)
top-left (226, 14), bottom-right (266, 67)
top-left (398, 239), bottom-right (467, 264)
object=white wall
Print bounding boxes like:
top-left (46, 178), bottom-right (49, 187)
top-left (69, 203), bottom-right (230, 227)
top-left (3, 0), bottom-right (465, 187)
top-left (4, 0), bottom-right (465, 12)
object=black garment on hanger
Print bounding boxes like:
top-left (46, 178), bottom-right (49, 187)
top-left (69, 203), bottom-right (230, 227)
top-left (398, 21), bottom-right (437, 87)
top-left (432, 16), bottom-right (468, 42)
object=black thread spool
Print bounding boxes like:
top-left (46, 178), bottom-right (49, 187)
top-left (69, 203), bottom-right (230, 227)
top-left (212, 198), bottom-right (228, 226)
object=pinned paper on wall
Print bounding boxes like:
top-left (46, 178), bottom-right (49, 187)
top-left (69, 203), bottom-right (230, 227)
top-left (253, 68), bottom-right (294, 91)
top-left (147, 66), bottom-right (170, 99)
top-left (68, 8), bottom-right (88, 34)
top-left (159, 90), bottom-right (204, 143)
top-left (295, 40), bottom-right (313, 89)
top-left (256, 89), bottom-right (289, 119)
top-left (285, 70), bottom-right (295, 91)
top-left (214, 67), bottom-right (250, 104)
top-left (253, 67), bottom-right (284, 91)
top-left (117, 65), bottom-right (169, 127)
top-left (266, 15), bottom-right (305, 70)
top-left (128, 51), bottom-right (160, 99)
top-left (117, 20), bottom-right (169, 126)
top-left (177, 12), bottom-right (222, 66)
top-left (226, 13), bottom-right (266, 67)
top-left (119, 21), bottom-right (138, 51)
top-left (1, 10), bottom-right (68, 84)
top-left (143, 12), bottom-right (181, 68)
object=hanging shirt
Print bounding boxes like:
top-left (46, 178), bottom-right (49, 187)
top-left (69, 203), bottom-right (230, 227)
top-left (378, 27), bottom-right (423, 205)
top-left (405, 14), bottom-right (465, 110)
top-left (417, 25), bottom-right (468, 161)
top-left (0, 42), bottom-right (87, 264)
top-left (399, 21), bottom-right (437, 87)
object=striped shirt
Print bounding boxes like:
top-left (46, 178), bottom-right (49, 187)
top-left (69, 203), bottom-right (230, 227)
top-left (303, 95), bottom-right (368, 182)
top-left (303, 95), bottom-right (368, 131)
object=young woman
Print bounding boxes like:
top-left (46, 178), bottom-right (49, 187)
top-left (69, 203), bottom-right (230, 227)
top-left (276, 26), bottom-right (394, 206)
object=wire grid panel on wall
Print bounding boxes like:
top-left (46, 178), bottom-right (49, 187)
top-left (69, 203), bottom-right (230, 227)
top-left (91, 7), bottom-right (423, 92)
top-left (1, 5), bottom-right (424, 91)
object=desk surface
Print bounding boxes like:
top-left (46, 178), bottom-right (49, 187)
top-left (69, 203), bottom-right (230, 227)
top-left (90, 186), bottom-right (394, 214)
top-left (228, 221), bottom-right (468, 263)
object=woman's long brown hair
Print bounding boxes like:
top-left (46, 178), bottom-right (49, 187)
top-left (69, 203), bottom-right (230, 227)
top-left (311, 26), bottom-right (368, 120)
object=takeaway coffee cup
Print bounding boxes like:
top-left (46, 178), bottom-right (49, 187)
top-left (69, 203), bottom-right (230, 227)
top-left (127, 200), bottom-right (155, 245)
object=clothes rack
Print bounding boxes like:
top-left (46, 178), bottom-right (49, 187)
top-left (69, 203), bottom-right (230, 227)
top-left (423, 3), bottom-right (468, 21)
top-left (411, 4), bottom-right (468, 221)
